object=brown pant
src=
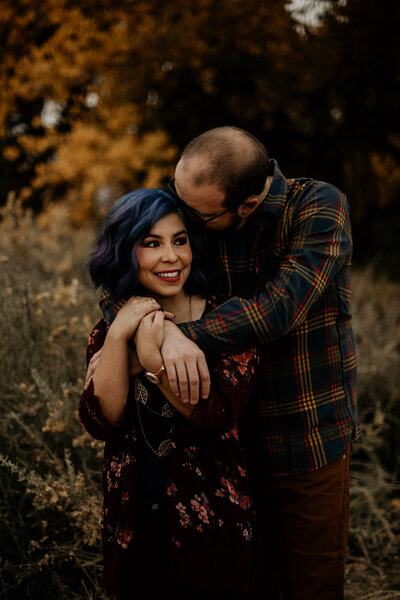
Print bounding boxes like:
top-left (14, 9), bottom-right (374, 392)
top-left (251, 447), bottom-right (351, 600)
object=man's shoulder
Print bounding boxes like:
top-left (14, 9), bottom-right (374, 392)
top-left (288, 175), bottom-right (342, 193)
top-left (287, 177), bottom-right (347, 207)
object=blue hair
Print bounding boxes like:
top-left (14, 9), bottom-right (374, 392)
top-left (88, 188), bottom-right (207, 301)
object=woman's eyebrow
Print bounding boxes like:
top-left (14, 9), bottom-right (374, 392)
top-left (144, 229), bottom-right (187, 239)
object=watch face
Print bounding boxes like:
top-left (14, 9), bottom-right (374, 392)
top-left (144, 372), bottom-right (161, 384)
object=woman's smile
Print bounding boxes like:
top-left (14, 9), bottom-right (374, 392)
top-left (154, 269), bottom-right (182, 282)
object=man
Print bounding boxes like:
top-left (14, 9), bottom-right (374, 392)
top-left (158, 126), bottom-right (360, 600)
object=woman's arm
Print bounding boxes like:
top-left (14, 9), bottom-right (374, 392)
top-left (91, 296), bottom-right (160, 426)
top-left (79, 320), bottom-right (119, 441)
top-left (81, 297), bottom-right (159, 429)
top-left (79, 319), bottom-right (151, 441)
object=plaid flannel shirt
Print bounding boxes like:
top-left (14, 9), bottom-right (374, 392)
top-left (178, 160), bottom-right (360, 476)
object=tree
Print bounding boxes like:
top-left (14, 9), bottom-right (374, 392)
top-left (301, 0), bottom-right (400, 266)
top-left (0, 0), bottom-right (301, 223)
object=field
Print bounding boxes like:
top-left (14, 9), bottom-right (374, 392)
top-left (0, 199), bottom-right (399, 599)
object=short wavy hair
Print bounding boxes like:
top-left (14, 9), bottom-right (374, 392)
top-left (88, 188), bottom-right (207, 302)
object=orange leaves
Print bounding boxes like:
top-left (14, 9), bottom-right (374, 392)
top-left (0, 0), bottom-right (302, 223)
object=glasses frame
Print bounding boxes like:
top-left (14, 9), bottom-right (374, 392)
top-left (167, 179), bottom-right (232, 224)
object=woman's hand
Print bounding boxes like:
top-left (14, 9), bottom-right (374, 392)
top-left (109, 296), bottom-right (160, 341)
top-left (134, 310), bottom-right (165, 373)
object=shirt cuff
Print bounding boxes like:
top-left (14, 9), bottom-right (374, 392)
top-left (178, 320), bottom-right (199, 343)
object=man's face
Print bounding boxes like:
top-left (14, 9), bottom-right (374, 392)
top-left (173, 161), bottom-right (242, 231)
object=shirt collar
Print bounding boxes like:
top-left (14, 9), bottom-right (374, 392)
top-left (257, 159), bottom-right (288, 219)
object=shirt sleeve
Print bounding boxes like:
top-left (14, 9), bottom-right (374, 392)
top-left (178, 183), bottom-right (352, 354)
top-left (179, 347), bottom-right (259, 432)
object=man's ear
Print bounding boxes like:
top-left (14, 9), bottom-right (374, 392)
top-left (237, 196), bottom-right (261, 218)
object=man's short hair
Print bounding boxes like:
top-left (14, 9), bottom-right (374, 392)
top-left (180, 126), bottom-right (270, 209)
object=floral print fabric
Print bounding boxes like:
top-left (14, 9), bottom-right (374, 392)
top-left (79, 298), bottom-right (259, 595)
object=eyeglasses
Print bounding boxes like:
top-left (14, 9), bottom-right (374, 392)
top-left (167, 179), bottom-right (232, 224)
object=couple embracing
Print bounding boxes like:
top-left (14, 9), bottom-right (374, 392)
top-left (79, 126), bottom-right (360, 599)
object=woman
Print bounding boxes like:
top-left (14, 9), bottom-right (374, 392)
top-left (79, 188), bottom-right (259, 598)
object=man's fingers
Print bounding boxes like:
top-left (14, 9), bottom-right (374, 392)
top-left (197, 356), bottom-right (211, 400)
top-left (188, 378), bottom-right (200, 405)
top-left (85, 349), bottom-right (102, 386)
top-left (90, 348), bottom-right (102, 364)
top-left (163, 359), bottom-right (180, 397)
top-left (175, 362), bottom-right (191, 404)
top-left (84, 357), bottom-right (100, 389)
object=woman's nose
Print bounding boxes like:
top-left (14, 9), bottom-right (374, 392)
top-left (161, 245), bottom-right (178, 261)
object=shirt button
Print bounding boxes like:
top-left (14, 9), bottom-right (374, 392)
top-left (151, 503), bottom-right (159, 511)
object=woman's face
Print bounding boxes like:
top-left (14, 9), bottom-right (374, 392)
top-left (136, 213), bottom-right (192, 298)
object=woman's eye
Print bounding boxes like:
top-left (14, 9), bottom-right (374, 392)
top-left (174, 237), bottom-right (187, 246)
top-left (142, 240), bottom-right (159, 248)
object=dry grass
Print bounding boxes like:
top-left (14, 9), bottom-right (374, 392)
top-left (344, 270), bottom-right (400, 597)
top-left (0, 198), bottom-right (105, 599)
top-left (0, 199), bottom-right (399, 598)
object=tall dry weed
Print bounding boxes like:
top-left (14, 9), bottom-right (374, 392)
top-left (344, 270), bottom-right (400, 596)
top-left (0, 197), bottom-right (106, 599)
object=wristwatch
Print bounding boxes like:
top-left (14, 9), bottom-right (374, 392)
top-left (144, 363), bottom-right (166, 384)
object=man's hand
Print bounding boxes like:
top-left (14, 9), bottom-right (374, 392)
top-left (161, 320), bottom-right (210, 405)
top-left (84, 348), bottom-right (102, 390)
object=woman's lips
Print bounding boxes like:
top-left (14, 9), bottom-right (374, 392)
top-left (154, 270), bottom-right (181, 283)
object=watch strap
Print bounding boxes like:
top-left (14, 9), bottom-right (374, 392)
top-left (144, 363), bottom-right (166, 384)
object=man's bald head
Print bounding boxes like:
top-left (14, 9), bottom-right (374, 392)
top-left (176, 126), bottom-right (270, 209)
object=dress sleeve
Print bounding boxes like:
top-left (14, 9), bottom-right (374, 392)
top-left (182, 347), bottom-right (259, 432)
top-left (78, 320), bottom-right (122, 441)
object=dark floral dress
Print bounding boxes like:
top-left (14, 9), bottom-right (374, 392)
top-left (79, 298), bottom-right (259, 598)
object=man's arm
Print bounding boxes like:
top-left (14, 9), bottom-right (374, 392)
top-left (180, 183), bottom-right (352, 354)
